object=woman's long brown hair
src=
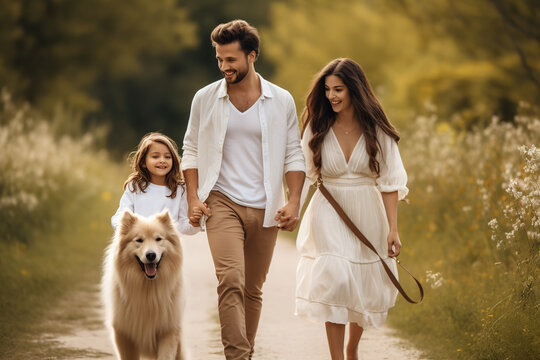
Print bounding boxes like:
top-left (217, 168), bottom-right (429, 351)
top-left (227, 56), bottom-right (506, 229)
top-left (124, 132), bottom-right (184, 199)
top-left (302, 58), bottom-right (400, 176)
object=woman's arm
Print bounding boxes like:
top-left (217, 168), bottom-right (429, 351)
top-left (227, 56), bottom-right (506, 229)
top-left (381, 191), bottom-right (401, 257)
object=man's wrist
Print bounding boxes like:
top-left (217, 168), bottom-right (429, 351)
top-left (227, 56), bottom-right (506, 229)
top-left (187, 193), bottom-right (200, 204)
top-left (287, 196), bottom-right (301, 207)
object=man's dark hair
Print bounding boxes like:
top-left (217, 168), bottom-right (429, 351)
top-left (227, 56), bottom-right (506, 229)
top-left (211, 19), bottom-right (260, 58)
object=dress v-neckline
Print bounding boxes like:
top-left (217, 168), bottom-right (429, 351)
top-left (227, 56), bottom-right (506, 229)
top-left (330, 127), bottom-right (363, 166)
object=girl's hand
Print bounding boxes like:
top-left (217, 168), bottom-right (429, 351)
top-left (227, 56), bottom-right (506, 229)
top-left (191, 207), bottom-right (203, 221)
top-left (188, 200), bottom-right (211, 227)
top-left (387, 230), bottom-right (401, 257)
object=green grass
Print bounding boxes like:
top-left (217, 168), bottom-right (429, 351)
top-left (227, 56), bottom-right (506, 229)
top-left (387, 186), bottom-right (539, 359)
top-left (0, 179), bottom-right (122, 359)
top-left (388, 245), bottom-right (540, 359)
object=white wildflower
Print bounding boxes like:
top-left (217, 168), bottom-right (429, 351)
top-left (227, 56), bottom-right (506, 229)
top-left (425, 270), bottom-right (445, 289)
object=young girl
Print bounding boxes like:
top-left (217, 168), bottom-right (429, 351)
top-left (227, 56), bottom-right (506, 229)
top-left (111, 132), bottom-right (201, 235)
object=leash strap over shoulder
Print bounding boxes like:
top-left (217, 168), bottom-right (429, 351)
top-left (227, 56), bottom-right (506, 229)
top-left (318, 182), bottom-right (424, 304)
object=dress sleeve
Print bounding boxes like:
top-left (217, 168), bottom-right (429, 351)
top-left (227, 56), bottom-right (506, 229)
top-left (300, 123), bottom-right (318, 207)
top-left (375, 129), bottom-right (409, 200)
top-left (284, 93), bottom-right (306, 174)
top-left (111, 189), bottom-right (135, 230)
top-left (176, 186), bottom-right (200, 236)
top-left (301, 123), bottom-right (318, 184)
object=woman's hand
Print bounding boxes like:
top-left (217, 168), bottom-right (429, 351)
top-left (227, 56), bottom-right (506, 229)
top-left (387, 230), bottom-right (401, 257)
top-left (274, 201), bottom-right (300, 231)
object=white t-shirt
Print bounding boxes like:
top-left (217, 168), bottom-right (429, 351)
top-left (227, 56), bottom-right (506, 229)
top-left (213, 99), bottom-right (266, 208)
top-left (111, 182), bottom-right (198, 235)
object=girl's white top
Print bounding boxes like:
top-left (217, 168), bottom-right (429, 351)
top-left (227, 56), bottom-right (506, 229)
top-left (111, 182), bottom-right (199, 235)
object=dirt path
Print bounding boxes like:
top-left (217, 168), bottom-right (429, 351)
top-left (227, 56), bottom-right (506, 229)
top-left (50, 232), bottom-right (425, 359)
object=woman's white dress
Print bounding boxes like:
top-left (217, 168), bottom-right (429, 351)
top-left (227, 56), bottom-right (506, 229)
top-left (295, 125), bottom-right (408, 328)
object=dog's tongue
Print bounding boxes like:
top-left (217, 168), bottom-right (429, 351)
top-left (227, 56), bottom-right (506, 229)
top-left (144, 263), bottom-right (157, 277)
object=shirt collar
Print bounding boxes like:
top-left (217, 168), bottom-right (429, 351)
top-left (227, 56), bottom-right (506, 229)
top-left (217, 73), bottom-right (274, 99)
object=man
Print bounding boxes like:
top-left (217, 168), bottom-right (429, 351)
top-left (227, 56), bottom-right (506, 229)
top-left (181, 20), bottom-right (305, 360)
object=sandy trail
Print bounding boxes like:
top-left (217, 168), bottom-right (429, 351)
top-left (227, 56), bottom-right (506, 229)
top-left (51, 232), bottom-right (425, 359)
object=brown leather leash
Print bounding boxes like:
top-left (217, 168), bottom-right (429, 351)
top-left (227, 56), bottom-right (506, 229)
top-left (318, 181), bottom-right (424, 304)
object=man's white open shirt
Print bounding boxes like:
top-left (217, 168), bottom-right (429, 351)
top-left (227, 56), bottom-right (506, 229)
top-left (182, 74), bottom-right (305, 227)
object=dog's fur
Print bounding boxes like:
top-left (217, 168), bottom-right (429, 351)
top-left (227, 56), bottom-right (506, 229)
top-left (102, 210), bottom-right (186, 359)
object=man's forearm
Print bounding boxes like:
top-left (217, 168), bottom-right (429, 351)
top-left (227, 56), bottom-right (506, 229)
top-left (285, 170), bottom-right (305, 205)
top-left (183, 168), bottom-right (200, 203)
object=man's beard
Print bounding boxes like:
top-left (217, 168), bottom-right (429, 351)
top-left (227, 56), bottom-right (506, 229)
top-left (224, 56), bottom-right (250, 84)
top-left (225, 67), bottom-right (249, 84)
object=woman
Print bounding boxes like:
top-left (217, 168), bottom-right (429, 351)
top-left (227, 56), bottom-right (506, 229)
top-left (295, 58), bottom-right (408, 360)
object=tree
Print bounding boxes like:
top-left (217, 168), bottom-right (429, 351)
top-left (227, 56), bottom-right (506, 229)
top-left (0, 0), bottom-right (196, 123)
top-left (385, 0), bottom-right (540, 126)
top-left (262, 0), bottom-right (426, 127)
top-left (263, 0), bottom-right (540, 130)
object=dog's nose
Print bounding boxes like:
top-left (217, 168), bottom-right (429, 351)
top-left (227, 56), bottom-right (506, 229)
top-left (146, 252), bottom-right (156, 262)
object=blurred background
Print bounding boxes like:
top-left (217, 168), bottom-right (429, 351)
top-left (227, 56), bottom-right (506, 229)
top-left (0, 0), bottom-right (538, 359)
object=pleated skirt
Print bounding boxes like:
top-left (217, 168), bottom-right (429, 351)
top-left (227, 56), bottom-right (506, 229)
top-left (295, 182), bottom-right (398, 328)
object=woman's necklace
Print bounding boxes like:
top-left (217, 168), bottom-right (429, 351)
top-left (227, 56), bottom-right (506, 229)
top-left (333, 121), bottom-right (358, 135)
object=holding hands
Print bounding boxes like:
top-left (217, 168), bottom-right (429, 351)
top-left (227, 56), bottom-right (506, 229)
top-left (188, 199), bottom-right (211, 227)
top-left (274, 201), bottom-right (300, 231)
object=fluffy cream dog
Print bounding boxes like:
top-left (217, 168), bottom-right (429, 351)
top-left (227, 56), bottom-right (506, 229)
top-left (102, 210), bottom-right (186, 359)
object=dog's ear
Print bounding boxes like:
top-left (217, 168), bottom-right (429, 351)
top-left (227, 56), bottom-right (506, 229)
top-left (155, 209), bottom-right (173, 228)
top-left (119, 210), bottom-right (137, 235)
top-left (155, 210), bottom-right (181, 244)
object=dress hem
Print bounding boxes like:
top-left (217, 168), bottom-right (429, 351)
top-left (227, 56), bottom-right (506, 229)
top-left (295, 297), bottom-right (394, 329)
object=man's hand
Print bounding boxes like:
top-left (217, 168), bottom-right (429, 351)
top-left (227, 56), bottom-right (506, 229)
top-left (188, 199), bottom-right (211, 227)
top-left (274, 202), bottom-right (300, 231)
top-left (276, 170), bottom-right (305, 231)
top-left (183, 168), bottom-right (211, 227)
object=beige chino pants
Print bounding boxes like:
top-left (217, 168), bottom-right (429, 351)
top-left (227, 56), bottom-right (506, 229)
top-left (205, 191), bottom-right (279, 360)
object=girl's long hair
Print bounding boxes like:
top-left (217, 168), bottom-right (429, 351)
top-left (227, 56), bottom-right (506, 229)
top-left (124, 132), bottom-right (184, 199)
top-left (302, 58), bottom-right (400, 176)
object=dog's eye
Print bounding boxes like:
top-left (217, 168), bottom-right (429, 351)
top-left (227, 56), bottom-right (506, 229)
top-left (156, 237), bottom-right (162, 241)
top-left (136, 238), bottom-right (143, 243)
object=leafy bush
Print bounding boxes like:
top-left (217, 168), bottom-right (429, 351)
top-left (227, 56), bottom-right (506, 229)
top-left (0, 89), bottom-right (109, 243)
top-left (392, 104), bottom-right (540, 359)
top-left (0, 88), bottom-right (124, 357)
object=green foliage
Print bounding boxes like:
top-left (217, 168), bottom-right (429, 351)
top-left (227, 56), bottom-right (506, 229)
top-left (0, 180), bottom-right (121, 359)
top-left (263, 0), bottom-right (540, 129)
top-left (0, 89), bottom-right (124, 357)
top-left (384, 0), bottom-right (540, 128)
top-left (262, 0), bottom-right (422, 128)
top-left (0, 89), bottom-right (112, 242)
top-left (390, 106), bottom-right (540, 359)
top-left (0, 0), bottom-right (196, 126)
